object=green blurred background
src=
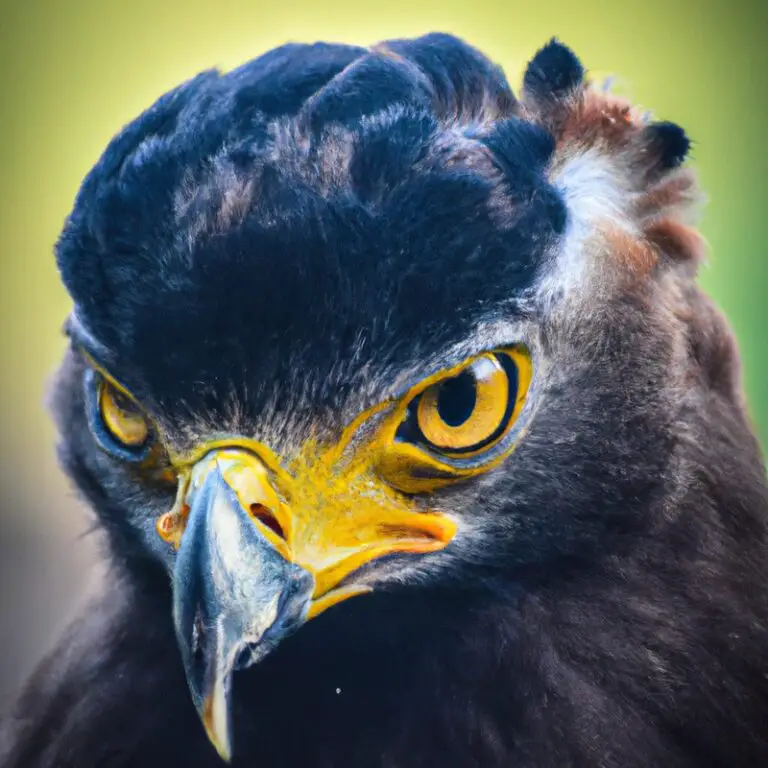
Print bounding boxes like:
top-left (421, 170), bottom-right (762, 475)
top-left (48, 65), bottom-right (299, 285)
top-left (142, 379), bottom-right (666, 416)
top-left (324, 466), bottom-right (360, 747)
top-left (0, 0), bottom-right (765, 706)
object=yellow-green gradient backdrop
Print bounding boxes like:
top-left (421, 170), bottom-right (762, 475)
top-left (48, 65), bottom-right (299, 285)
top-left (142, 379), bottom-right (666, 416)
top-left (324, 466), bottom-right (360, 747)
top-left (0, 0), bottom-right (765, 705)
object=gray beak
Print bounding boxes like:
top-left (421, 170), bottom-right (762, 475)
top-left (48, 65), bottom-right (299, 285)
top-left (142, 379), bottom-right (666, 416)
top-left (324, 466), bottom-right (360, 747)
top-left (172, 463), bottom-right (314, 761)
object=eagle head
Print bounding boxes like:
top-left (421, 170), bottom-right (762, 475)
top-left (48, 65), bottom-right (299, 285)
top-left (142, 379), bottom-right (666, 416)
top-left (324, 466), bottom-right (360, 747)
top-left (52, 34), bottom-right (717, 760)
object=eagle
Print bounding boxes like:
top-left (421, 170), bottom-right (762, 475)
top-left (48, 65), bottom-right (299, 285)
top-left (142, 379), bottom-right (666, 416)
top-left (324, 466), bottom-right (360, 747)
top-left (2, 32), bottom-right (767, 768)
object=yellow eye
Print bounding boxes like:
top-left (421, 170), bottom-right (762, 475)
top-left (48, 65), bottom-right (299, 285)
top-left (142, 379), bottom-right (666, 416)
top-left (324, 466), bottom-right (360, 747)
top-left (411, 348), bottom-right (532, 456)
top-left (98, 379), bottom-right (149, 448)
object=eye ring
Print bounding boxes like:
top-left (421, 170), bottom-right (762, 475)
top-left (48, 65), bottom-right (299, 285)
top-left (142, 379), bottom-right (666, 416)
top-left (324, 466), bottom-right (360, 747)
top-left (84, 368), bottom-right (153, 462)
top-left (397, 347), bottom-right (532, 459)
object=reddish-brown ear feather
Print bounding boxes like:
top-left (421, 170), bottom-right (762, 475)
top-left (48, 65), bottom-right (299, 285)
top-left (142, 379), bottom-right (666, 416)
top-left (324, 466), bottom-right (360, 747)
top-left (557, 88), bottom-right (644, 151)
top-left (521, 39), bottom-right (703, 279)
top-left (522, 41), bottom-right (690, 179)
top-left (635, 170), bottom-right (700, 221)
top-left (644, 218), bottom-right (705, 264)
top-left (603, 227), bottom-right (659, 278)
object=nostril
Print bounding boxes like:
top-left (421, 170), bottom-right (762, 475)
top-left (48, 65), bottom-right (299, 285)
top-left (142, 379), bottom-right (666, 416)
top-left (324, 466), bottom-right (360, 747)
top-left (234, 643), bottom-right (255, 670)
top-left (249, 503), bottom-right (285, 540)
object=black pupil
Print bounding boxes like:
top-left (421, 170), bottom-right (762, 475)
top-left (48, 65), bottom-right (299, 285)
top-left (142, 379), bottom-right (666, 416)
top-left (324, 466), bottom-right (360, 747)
top-left (436, 370), bottom-right (477, 427)
top-left (111, 387), bottom-right (137, 416)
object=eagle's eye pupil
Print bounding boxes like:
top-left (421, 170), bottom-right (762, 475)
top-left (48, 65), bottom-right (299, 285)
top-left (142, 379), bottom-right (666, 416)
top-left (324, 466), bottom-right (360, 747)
top-left (436, 372), bottom-right (477, 427)
top-left (111, 389), bottom-right (137, 415)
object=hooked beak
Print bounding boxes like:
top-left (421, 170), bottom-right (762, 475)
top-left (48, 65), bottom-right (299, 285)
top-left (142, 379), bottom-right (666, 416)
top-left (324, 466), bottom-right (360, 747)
top-left (161, 447), bottom-right (455, 761)
top-left (170, 458), bottom-right (312, 761)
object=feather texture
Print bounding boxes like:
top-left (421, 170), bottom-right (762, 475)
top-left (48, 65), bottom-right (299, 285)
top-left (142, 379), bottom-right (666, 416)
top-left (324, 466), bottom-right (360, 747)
top-left (4, 33), bottom-right (767, 768)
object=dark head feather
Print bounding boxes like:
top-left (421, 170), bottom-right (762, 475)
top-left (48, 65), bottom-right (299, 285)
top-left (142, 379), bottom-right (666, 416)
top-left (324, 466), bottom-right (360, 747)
top-left (56, 34), bottom-right (565, 444)
top-left (522, 37), bottom-right (585, 104)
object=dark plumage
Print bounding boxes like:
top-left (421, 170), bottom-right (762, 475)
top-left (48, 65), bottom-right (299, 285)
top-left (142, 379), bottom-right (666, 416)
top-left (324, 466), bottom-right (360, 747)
top-left (3, 33), bottom-right (768, 768)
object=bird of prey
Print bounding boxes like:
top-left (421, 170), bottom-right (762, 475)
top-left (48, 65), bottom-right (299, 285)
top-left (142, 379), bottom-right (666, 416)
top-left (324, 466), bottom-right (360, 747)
top-left (2, 32), bottom-right (767, 768)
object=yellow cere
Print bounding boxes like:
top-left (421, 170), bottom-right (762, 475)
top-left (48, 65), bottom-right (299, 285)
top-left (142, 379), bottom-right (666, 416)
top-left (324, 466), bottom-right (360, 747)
top-left (156, 346), bottom-right (534, 619)
top-left (99, 379), bottom-right (149, 447)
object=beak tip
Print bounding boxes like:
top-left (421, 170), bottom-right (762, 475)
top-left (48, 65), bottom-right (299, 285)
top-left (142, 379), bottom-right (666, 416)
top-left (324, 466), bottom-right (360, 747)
top-left (208, 733), bottom-right (233, 764)
top-left (202, 690), bottom-right (234, 763)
